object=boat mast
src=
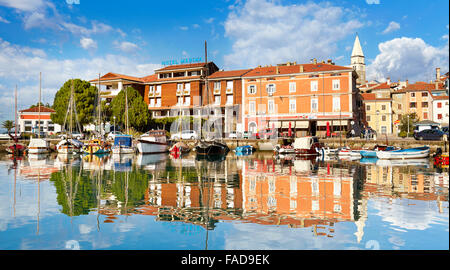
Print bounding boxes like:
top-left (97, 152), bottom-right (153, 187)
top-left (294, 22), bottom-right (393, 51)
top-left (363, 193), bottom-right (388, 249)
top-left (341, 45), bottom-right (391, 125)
top-left (15, 85), bottom-right (17, 138)
top-left (70, 79), bottom-right (74, 137)
top-left (97, 73), bottom-right (101, 137)
top-left (38, 72), bottom-right (41, 139)
top-left (125, 88), bottom-right (129, 134)
top-left (204, 41), bottom-right (209, 140)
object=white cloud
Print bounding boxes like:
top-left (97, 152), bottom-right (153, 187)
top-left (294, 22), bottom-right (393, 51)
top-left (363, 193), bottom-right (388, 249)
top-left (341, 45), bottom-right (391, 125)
top-left (179, 26), bottom-right (189, 31)
top-left (0, 0), bottom-right (45, 12)
top-left (382, 21), bottom-right (400, 34)
top-left (0, 15), bottom-right (10, 23)
top-left (80, 37), bottom-right (97, 50)
top-left (367, 36), bottom-right (449, 82)
top-left (205, 17), bottom-right (215, 24)
top-left (192, 24), bottom-right (200, 29)
top-left (113, 41), bottom-right (139, 53)
top-left (366, 0), bottom-right (380, 4)
top-left (0, 37), bottom-right (160, 120)
top-left (223, 0), bottom-right (363, 69)
top-left (61, 21), bottom-right (114, 36)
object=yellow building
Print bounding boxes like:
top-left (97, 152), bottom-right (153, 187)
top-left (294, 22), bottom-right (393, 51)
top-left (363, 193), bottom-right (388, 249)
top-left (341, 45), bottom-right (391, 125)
top-left (362, 91), bottom-right (393, 135)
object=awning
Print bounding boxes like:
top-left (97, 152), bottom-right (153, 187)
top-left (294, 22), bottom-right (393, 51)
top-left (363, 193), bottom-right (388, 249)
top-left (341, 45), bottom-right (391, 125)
top-left (282, 121), bottom-right (294, 128)
top-left (269, 121), bottom-right (281, 128)
top-left (332, 120), bottom-right (349, 126)
top-left (296, 121), bottom-right (309, 128)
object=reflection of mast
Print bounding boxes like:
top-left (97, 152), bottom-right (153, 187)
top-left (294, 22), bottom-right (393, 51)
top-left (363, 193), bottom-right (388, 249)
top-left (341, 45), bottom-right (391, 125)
top-left (13, 158), bottom-right (17, 217)
top-left (37, 169), bottom-right (40, 235)
top-left (354, 197), bottom-right (368, 243)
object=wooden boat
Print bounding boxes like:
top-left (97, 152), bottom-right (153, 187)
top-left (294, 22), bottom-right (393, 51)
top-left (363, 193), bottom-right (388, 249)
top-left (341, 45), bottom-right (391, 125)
top-left (136, 130), bottom-right (168, 154)
top-left (195, 140), bottom-right (229, 156)
top-left (359, 145), bottom-right (400, 158)
top-left (28, 137), bottom-right (51, 154)
top-left (56, 138), bottom-right (83, 154)
top-left (316, 146), bottom-right (338, 156)
top-left (112, 135), bottom-right (135, 154)
top-left (83, 139), bottom-right (111, 155)
top-left (376, 146), bottom-right (430, 159)
top-left (338, 147), bottom-right (362, 159)
top-left (293, 136), bottom-right (322, 156)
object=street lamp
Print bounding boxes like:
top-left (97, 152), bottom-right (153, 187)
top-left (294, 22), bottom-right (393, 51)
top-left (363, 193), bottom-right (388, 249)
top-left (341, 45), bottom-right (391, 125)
top-left (113, 116), bottom-right (116, 134)
top-left (376, 110), bottom-right (380, 140)
top-left (407, 114), bottom-right (409, 138)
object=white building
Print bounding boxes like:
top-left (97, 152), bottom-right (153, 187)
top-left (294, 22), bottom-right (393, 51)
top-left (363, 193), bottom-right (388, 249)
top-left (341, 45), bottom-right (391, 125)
top-left (432, 95), bottom-right (449, 127)
top-left (18, 106), bottom-right (62, 135)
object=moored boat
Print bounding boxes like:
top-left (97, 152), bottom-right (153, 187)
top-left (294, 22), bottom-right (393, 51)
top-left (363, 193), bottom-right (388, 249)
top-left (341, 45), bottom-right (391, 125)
top-left (293, 136), bottom-right (322, 156)
top-left (28, 137), bottom-right (51, 154)
top-left (83, 139), bottom-right (111, 155)
top-left (136, 130), bottom-right (168, 154)
top-left (376, 146), bottom-right (430, 159)
top-left (112, 135), bottom-right (135, 154)
top-left (274, 144), bottom-right (295, 155)
top-left (56, 138), bottom-right (83, 154)
top-left (195, 140), bottom-right (230, 156)
top-left (359, 145), bottom-right (400, 158)
top-left (338, 147), bottom-right (361, 158)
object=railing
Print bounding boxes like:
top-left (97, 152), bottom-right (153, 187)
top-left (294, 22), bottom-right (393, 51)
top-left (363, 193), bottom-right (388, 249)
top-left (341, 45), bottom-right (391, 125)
top-left (226, 88), bottom-right (233, 94)
top-left (176, 89), bottom-right (183, 96)
top-left (183, 88), bottom-right (190, 96)
top-left (213, 89), bottom-right (221, 95)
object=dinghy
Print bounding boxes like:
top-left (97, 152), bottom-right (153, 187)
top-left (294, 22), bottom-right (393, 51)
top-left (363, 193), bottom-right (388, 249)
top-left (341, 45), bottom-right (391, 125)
top-left (359, 145), bottom-right (399, 158)
top-left (376, 146), bottom-right (430, 159)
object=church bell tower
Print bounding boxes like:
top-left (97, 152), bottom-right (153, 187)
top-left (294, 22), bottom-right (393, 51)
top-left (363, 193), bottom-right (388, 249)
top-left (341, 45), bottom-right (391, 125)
top-left (351, 34), bottom-right (366, 85)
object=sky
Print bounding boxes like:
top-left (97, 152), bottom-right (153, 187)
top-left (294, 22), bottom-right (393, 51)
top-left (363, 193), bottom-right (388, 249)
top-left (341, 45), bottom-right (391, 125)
top-left (0, 0), bottom-right (448, 123)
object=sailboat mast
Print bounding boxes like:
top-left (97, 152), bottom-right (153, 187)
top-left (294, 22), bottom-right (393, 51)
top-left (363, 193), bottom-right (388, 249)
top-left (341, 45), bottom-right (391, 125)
top-left (70, 79), bottom-right (74, 136)
top-left (125, 88), bottom-right (129, 134)
top-left (38, 72), bottom-right (41, 139)
top-left (97, 73), bottom-right (101, 136)
top-left (15, 85), bottom-right (17, 138)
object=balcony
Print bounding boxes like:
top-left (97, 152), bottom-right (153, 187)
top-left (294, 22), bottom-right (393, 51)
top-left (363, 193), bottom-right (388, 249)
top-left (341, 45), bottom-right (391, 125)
top-left (213, 88), bottom-right (221, 95)
top-left (176, 89), bottom-right (183, 96)
top-left (155, 90), bottom-right (161, 97)
top-left (148, 91), bottom-right (155, 98)
top-left (183, 88), bottom-right (190, 96)
top-left (226, 88), bottom-right (233, 94)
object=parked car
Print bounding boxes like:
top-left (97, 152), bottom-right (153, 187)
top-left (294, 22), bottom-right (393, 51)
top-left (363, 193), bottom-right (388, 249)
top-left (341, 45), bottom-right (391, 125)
top-left (59, 132), bottom-right (85, 140)
top-left (413, 129), bottom-right (445, 141)
top-left (171, 130), bottom-right (198, 140)
top-left (107, 131), bottom-right (123, 141)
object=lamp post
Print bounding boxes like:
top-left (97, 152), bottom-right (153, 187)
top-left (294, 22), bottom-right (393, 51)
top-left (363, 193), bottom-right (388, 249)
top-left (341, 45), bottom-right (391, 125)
top-left (376, 110), bottom-right (380, 140)
top-left (407, 114), bottom-right (409, 138)
top-left (113, 116), bottom-right (116, 135)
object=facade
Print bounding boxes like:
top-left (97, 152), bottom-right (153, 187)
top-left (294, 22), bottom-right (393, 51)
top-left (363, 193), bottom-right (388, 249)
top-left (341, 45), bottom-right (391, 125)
top-left (90, 72), bottom-right (146, 104)
top-left (18, 106), bottom-right (61, 135)
top-left (432, 95), bottom-right (449, 126)
top-left (241, 61), bottom-right (361, 137)
top-left (361, 93), bottom-right (393, 135)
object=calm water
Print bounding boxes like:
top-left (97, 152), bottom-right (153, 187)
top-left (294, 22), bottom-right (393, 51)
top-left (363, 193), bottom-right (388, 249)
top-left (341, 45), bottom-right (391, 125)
top-left (0, 152), bottom-right (448, 250)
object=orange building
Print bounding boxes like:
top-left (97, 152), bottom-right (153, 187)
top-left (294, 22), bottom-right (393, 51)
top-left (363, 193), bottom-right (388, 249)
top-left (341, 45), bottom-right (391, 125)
top-left (18, 106), bottom-right (61, 135)
top-left (241, 61), bottom-right (361, 137)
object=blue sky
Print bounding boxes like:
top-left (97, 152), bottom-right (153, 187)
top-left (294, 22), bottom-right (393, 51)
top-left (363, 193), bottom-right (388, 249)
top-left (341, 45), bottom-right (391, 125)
top-left (0, 0), bottom-right (448, 122)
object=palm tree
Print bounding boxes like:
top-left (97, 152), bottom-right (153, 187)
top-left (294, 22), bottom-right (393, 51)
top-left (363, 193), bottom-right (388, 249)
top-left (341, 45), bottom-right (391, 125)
top-left (2, 120), bottom-right (14, 134)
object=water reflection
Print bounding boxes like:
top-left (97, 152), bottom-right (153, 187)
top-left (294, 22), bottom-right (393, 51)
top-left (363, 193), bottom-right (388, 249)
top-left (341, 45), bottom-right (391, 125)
top-left (0, 152), bottom-right (448, 250)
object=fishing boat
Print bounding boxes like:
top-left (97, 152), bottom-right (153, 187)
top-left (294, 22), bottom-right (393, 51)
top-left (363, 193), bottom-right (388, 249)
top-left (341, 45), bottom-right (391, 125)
top-left (56, 138), bottom-right (84, 154)
top-left (195, 140), bottom-right (230, 156)
top-left (376, 146), bottom-right (430, 159)
top-left (112, 135), bottom-right (135, 154)
top-left (293, 136), bottom-right (322, 156)
top-left (169, 141), bottom-right (190, 156)
top-left (136, 130), bottom-right (168, 154)
top-left (359, 145), bottom-right (400, 158)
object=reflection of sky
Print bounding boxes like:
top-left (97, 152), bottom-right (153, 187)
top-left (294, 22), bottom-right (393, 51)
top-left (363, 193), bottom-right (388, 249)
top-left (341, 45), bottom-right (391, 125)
top-left (0, 160), bottom-right (449, 250)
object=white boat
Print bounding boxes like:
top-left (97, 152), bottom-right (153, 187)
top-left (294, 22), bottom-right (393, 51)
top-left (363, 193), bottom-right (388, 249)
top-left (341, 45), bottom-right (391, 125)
top-left (28, 138), bottom-right (51, 154)
top-left (376, 146), bottom-right (430, 159)
top-left (376, 158), bottom-right (429, 167)
top-left (274, 144), bottom-right (295, 155)
top-left (338, 147), bottom-right (361, 159)
top-left (316, 147), bottom-right (339, 156)
top-left (112, 135), bottom-right (135, 154)
top-left (56, 138), bottom-right (83, 154)
top-left (136, 130), bottom-right (168, 154)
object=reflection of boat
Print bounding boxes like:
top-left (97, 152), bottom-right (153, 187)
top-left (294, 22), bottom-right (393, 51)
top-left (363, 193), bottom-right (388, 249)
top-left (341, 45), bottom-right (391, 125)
top-left (376, 146), bottom-right (430, 159)
top-left (338, 147), bottom-right (361, 159)
top-left (235, 145), bottom-right (255, 153)
top-left (136, 153), bottom-right (167, 170)
top-left (195, 153), bottom-right (227, 162)
top-left (112, 135), bottom-right (135, 154)
top-left (136, 130), bottom-right (168, 154)
top-left (359, 157), bottom-right (378, 164)
top-left (273, 144), bottom-right (295, 155)
top-left (359, 145), bottom-right (399, 158)
top-left (376, 158), bottom-right (429, 167)
top-left (293, 137), bottom-right (322, 156)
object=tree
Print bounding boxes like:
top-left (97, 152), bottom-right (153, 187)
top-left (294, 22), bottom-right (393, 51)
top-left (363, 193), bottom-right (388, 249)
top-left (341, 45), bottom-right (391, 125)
top-left (51, 79), bottom-right (97, 127)
top-left (110, 87), bottom-right (150, 132)
top-left (2, 120), bottom-right (14, 133)
top-left (398, 112), bottom-right (419, 137)
top-left (29, 102), bottom-right (50, 108)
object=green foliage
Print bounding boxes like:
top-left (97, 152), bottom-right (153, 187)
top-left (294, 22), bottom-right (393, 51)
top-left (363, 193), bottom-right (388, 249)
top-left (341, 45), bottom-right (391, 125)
top-left (150, 116), bottom-right (177, 131)
top-left (29, 102), bottom-right (51, 108)
top-left (110, 87), bottom-right (150, 132)
top-left (2, 120), bottom-right (14, 132)
top-left (398, 113), bottom-right (418, 137)
top-left (51, 79), bottom-right (97, 127)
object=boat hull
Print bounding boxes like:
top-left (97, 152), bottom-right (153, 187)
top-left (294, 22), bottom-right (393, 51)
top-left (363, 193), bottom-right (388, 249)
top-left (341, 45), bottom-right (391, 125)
top-left (112, 146), bottom-right (135, 154)
top-left (376, 147), bottom-right (429, 159)
top-left (136, 140), bottom-right (168, 154)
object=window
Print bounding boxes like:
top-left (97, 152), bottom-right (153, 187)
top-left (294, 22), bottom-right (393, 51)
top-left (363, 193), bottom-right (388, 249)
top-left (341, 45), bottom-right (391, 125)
top-left (226, 81), bottom-right (233, 90)
top-left (148, 86), bottom-right (155, 96)
top-left (381, 126), bottom-right (387, 134)
top-left (410, 102), bottom-right (416, 108)
top-left (177, 97), bottom-right (183, 105)
top-left (289, 82), bottom-right (296, 93)
top-left (177, 83), bottom-right (183, 90)
top-left (437, 102), bottom-right (442, 108)
top-left (422, 92), bottom-right (428, 97)
top-left (366, 105), bottom-right (371, 111)
top-left (411, 93), bottom-right (415, 97)
top-left (226, 95), bottom-right (233, 105)
top-left (149, 98), bottom-right (155, 107)
top-left (25, 121), bottom-right (32, 125)
top-left (214, 96), bottom-right (221, 105)
top-left (333, 96), bottom-right (340, 111)
top-left (248, 85), bottom-right (256, 94)
top-left (311, 98), bottom-right (318, 112)
top-left (382, 115), bottom-right (386, 121)
top-left (289, 99), bottom-right (296, 113)
top-left (311, 81), bottom-right (318, 92)
top-left (156, 98), bottom-right (161, 107)
top-left (367, 115), bottom-right (371, 121)
top-left (214, 81), bottom-right (221, 90)
top-left (438, 114), bottom-right (443, 120)
top-left (382, 105), bottom-right (386, 111)
top-left (423, 112), bottom-right (428, 119)
top-left (422, 102), bottom-right (428, 108)
top-left (266, 84), bottom-right (276, 95)
top-left (156, 85), bottom-right (161, 95)
top-left (249, 101), bottom-right (256, 115)
top-left (332, 79), bottom-right (340, 90)
top-left (184, 83), bottom-right (190, 90)
top-left (184, 96), bottom-right (190, 106)
top-left (398, 104), bottom-right (402, 110)
top-left (268, 99), bottom-right (275, 113)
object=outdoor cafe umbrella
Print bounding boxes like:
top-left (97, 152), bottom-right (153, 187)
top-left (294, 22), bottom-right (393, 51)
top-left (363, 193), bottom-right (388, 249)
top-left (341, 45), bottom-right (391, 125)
top-left (326, 121), bottom-right (331, 137)
top-left (288, 122), bottom-right (292, 137)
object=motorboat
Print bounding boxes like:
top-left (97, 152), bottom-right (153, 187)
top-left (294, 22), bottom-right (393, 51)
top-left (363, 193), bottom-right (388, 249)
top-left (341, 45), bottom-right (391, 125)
top-left (194, 140), bottom-right (229, 156)
top-left (293, 136), bottom-right (322, 156)
top-left (136, 130), bottom-right (168, 154)
top-left (83, 138), bottom-right (111, 155)
top-left (273, 144), bottom-right (295, 155)
top-left (359, 145), bottom-right (400, 158)
top-left (112, 135), bottom-right (135, 154)
top-left (235, 145), bottom-right (255, 153)
top-left (28, 137), bottom-right (51, 154)
top-left (376, 146), bottom-right (430, 159)
top-left (338, 147), bottom-right (361, 159)
top-left (316, 146), bottom-right (339, 156)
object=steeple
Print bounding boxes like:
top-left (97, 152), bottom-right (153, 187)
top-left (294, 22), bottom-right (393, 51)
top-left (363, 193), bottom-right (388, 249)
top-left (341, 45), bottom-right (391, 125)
top-left (351, 33), bottom-right (366, 85)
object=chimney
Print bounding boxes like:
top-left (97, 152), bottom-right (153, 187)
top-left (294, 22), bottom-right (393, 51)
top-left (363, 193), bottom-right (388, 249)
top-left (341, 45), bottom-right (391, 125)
top-left (435, 81), bottom-right (439, 90)
top-left (387, 77), bottom-right (391, 85)
top-left (436, 67), bottom-right (441, 81)
top-left (276, 66), bottom-right (279, 74)
top-left (327, 59), bottom-right (332, 64)
top-left (313, 58), bottom-right (317, 64)
top-left (299, 65), bottom-right (304, 73)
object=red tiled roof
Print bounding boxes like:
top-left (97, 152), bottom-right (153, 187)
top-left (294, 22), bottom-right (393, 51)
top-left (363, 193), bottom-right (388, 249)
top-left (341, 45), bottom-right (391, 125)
top-left (401, 82), bottom-right (445, 92)
top-left (89, 72), bottom-right (144, 83)
top-left (243, 63), bottom-right (352, 78)
top-left (371, 82), bottom-right (391, 90)
top-left (432, 95), bottom-right (449, 100)
top-left (208, 69), bottom-right (252, 79)
top-left (155, 62), bottom-right (207, 72)
top-left (20, 106), bottom-right (55, 113)
top-left (361, 93), bottom-right (391, 101)
top-left (141, 74), bottom-right (158, 83)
